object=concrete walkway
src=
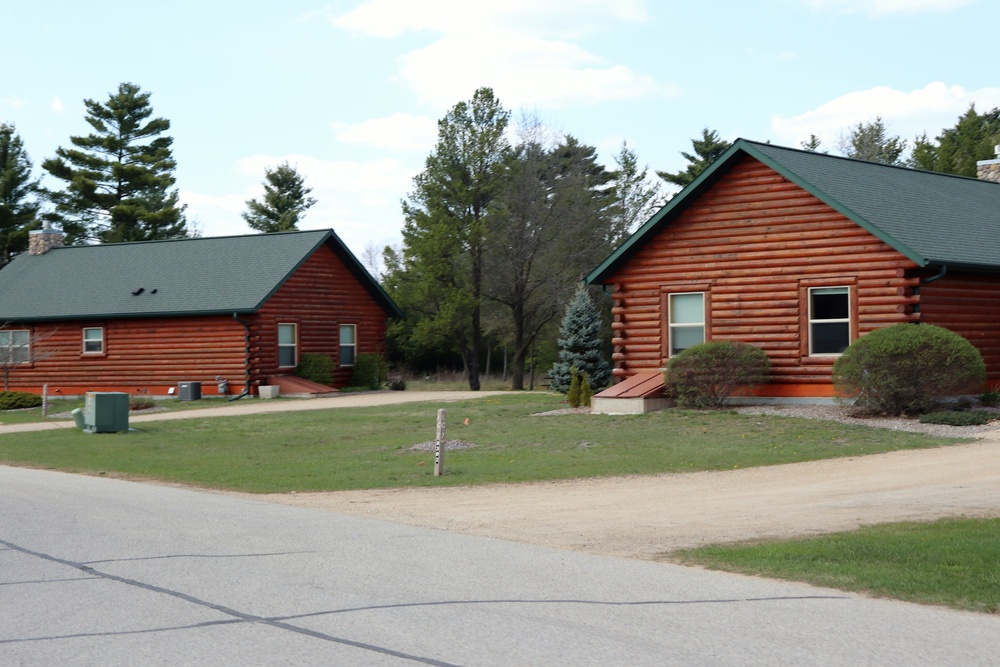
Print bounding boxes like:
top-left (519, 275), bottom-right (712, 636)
top-left (0, 391), bottom-right (510, 434)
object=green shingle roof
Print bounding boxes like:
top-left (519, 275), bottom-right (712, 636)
top-left (587, 138), bottom-right (1000, 284)
top-left (0, 229), bottom-right (401, 322)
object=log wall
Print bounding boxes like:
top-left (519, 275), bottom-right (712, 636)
top-left (604, 156), bottom-right (921, 396)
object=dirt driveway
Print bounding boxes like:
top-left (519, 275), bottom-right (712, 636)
top-left (259, 434), bottom-right (1000, 560)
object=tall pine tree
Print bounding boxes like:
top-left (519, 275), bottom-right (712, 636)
top-left (242, 162), bottom-right (316, 233)
top-left (657, 128), bottom-right (730, 189)
top-left (909, 105), bottom-right (1000, 176)
top-left (548, 285), bottom-right (610, 393)
top-left (0, 123), bottom-right (40, 267)
top-left (836, 116), bottom-right (906, 165)
top-left (42, 82), bottom-right (187, 244)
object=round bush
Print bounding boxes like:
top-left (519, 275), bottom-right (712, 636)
top-left (832, 324), bottom-right (986, 415)
top-left (350, 353), bottom-right (389, 390)
top-left (296, 352), bottom-right (334, 386)
top-left (0, 391), bottom-right (43, 410)
top-left (665, 341), bottom-right (771, 409)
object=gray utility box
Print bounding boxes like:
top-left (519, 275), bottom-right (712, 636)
top-left (178, 381), bottom-right (202, 401)
top-left (83, 392), bottom-right (130, 433)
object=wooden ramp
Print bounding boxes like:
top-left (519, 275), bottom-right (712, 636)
top-left (591, 371), bottom-right (669, 414)
top-left (268, 376), bottom-right (339, 398)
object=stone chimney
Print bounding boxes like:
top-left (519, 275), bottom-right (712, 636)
top-left (28, 224), bottom-right (65, 255)
top-left (976, 145), bottom-right (1000, 183)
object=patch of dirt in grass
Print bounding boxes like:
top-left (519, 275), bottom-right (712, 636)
top-left (409, 439), bottom-right (478, 452)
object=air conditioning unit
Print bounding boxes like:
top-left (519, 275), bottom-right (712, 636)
top-left (83, 392), bottom-right (130, 433)
top-left (178, 381), bottom-right (202, 401)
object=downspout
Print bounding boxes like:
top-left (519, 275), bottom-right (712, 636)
top-left (230, 313), bottom-right (252, 401)
top-left (913, 265), bottom-right (947, 322)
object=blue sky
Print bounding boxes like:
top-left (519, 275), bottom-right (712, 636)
top-left (3, 0), bottom-right (998, 263)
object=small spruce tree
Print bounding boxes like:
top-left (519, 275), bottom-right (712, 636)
top-left (549, 286), bottom-right (610, 393)
top-left (567, 368), bottom-right (582, 407)
top-left (579, 372), bottom-right (593, 407)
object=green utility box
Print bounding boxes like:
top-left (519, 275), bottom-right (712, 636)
top-left (83, 392), bottom-right (130, 433)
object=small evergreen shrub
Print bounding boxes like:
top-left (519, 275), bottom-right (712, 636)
top-left (350, 353), bottom-right (389, 390)
top-left (296, 352), bottom-right (334, 386)
top-left (567, 368), bottom-right (582, 408)
top-left (579, 373), bottom-right (594, 408)
top-left (549, 285), bottom-right (611, 393)
top-left (387, 377), bottom-right (407, 391)
top-left (919, 410), bottom-right (996, 426)
top-left (129, 397), bottom-right (156, 411)
top-left (0, 391), bottom-right (42, 410)
top-left (979, 389), bottom-right (1000, 407)
top-left (832, 324), bottom-right (986, 416)
top-left (665, 341), bottom-right (771, 409)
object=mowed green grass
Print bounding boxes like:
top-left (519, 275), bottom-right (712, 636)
top-left (0, 393), bottom-right (972, 493)
top-left (672, 517), bottom-right (1000, 614)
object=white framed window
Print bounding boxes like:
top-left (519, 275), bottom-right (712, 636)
top-left (0, 330), bottom-right (30, 365)
top-left (339, 324), bottom-right (356, 367)
top-left (83, 327), bottom-right (104, 354)
top-left (668, 292), bottom-right (705, 356)
top-left (808, 286), bottom-right (851, 355)
top-left (278, 323), bottom-right (298, 367)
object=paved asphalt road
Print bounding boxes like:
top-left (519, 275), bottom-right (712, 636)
top-left (2, 466), bottom-right (998, 666)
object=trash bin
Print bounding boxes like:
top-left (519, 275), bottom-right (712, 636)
top-left (178, 381), bottom-right (202, 401)
top-left (71, 408), bottom-right (85, 430)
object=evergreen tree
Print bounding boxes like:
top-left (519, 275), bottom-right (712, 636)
top-left (800, 134), bottom-right (823, 152)
top-left (656, 128), bottom-right (730, 189)
top-left (242, 162), bottom-right (317, 233)
top-left (549, 285), bottom-right (610, 393)
top-left (609, 140), bottom-right (662, 246)
top-left (0, 123), bottom-right (40, 267)
top-left (396, 87), bottom-right (511, 391)
top-left (908, 105), bottom-right (1000, 176)
top-left (42, 82), bottom-right (187, 243)
top-left (836, 116), bottom-right (906, 165)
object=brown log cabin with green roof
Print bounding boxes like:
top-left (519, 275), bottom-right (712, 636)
top-left (0, 229), bottom-right (401, 397)
top-left (586, 138), bottom-right (1000, 401)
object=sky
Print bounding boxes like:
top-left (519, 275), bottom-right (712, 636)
top-left (3, 0), bottom-right (1000, 266)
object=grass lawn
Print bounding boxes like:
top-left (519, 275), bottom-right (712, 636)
top-left (0, 393), bottom-right (972, 493)
top-left (0, 396), bottom-right (251, 425)
top-left (672, 517), bottom-right (1000, 614)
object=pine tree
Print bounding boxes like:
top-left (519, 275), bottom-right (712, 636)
top-left (42, 82), bottom-right (187, 243)
top-left (549, 285), bottom-right (610, 393)
top-left (836, 116), bottom-right (906, 166)
top-left (0, 123), bottom-right (40, 267)
top-left (609, 140), bottom-right (662, 246)
top-left (242, 162), bottom-right (317, 233)
top-left (909, 105), bottom-right (1000, 176)
top-left (656, 128), bottom-right (730, 189)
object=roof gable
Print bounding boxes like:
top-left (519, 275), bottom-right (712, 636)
top-left (588, 139), bottom-right (1000, 284)
top-left (0, 230), bottom-right (401, 322)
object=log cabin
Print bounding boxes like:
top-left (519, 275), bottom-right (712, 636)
top-left (0, 228), bottom-right (401, 397)
top-left (586, 138), bottom-right (1000, 409)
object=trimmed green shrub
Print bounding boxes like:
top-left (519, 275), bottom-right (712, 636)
top-left (833, 324), bottom-right (986, 416)
top-left (129, 397), bottom-right (156, 411)
top-left (919, 410), bottom-right (996, 426)
top-left (567, 368), bottom-right (582, 408)
top-left (0, 391), bottom-right (43, 410)
top-left (665, 341), bottom-right (771, 409)
top-left (579, 373), bottom-right (594, 408)
top-left (979, 389), bottom-right (1000, 407)
top-left (350, 353), bottom-right (389, 390)
top-left (296, 352), bottom-right (334, 386)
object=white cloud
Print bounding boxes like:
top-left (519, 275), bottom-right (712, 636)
top-left (330, 0), bottom-right (669, 110)
top-left (182, 154), bottom-right (421, 255)
top-left (51, 97), bottom-right (64, 114)
top-left (4, 97), bottom-right (26, 109)
top-left (804, 0), bottom-right (975, 16)
top-left (771, 82), bottom-right (1000, 149)
top-left (331, 113), bottom-right (438, 152)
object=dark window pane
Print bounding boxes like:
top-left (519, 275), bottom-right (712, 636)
top-left (812, 289), bottom-right (849, 320)
top-left (811, 322), bottom-right (850, 354)
top-left (278, 346), bottom-right (296, 367)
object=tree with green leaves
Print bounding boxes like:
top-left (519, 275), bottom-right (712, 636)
top-left (800, 134), bottom-right (823, 152)
top-left (657, 128), bottom-right (730, 189)
top-left (42, 82), bottom-right (187, 244)
top-left (836, 116), bottom-right (906, 166)
top-left (242, 162), bottom-right (316, 233)
top-left (0, 124), bottom-right (40, 267)
top-left (909, 105), bottom-right (1000, 176)
top-left (394, 87), bottom-right (511, 391)
top-left (548, 284), bottom-right (611, 393)
top-left (609, 140), bottom-right (662, 245)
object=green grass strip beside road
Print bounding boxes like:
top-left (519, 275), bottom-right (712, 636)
top-left (672, 517), bottom-right (1000, 614)
top-left (0, 393), bottom-right (972, 493)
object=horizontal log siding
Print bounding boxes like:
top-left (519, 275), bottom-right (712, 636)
top-left (3, 316), bottom-right (246, 394)
top-left (604, 156), bottom-right (919, 391)
top-left (252, 244), bottom-right (389, 387)
top-left (918, 271), bottom-right (1000, 384)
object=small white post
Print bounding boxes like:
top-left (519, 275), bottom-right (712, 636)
top-left (42, 384), bottom-right (48, 418)
top-left (434, 408), bottom-right (446, 477)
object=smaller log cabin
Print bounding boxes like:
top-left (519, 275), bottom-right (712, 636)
top-left (587, 139), bottom-right (1000, 401)
top-left (0, 229), bottom-right (401, 397)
